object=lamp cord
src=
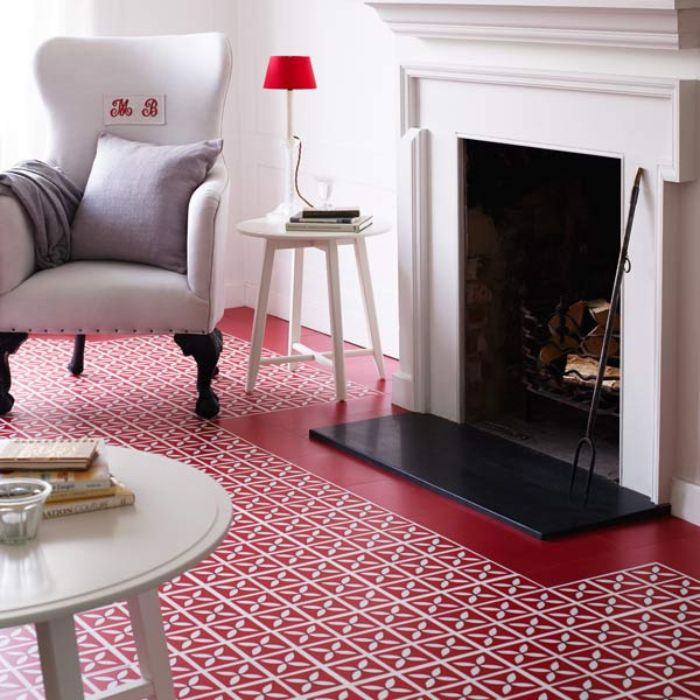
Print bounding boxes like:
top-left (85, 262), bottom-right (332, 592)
top-left (293, 136), bottom-right (315, 209)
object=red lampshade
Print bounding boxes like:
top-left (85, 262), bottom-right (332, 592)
top-left (263, 56), bottom-right (317, 90)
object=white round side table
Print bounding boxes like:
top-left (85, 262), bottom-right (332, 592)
top-left (237, 218), bottom-right (389, 400)
top-left (0, 446), bottom-right (232, 700)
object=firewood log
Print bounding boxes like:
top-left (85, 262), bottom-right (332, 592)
top-left (539, 337), bottom-right (579, 366)
top-left (581, 330), bottom-right (620, 359)
top-left (564, 354), bottom-right (621, 391)
top-left (587, 298), bottom-right (621, 332)
top-left (547, 300), bottom-right (586, 338)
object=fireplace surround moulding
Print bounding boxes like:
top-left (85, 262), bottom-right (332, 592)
top-left (365, 0), bottom-right (700, 50)
top-left (391, 62), bottom-right (696, 506)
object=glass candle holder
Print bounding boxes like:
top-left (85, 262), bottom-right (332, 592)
top-left (315, 175), bottom-right (335, 210)
top-left (0, 479), bottom-right (52, 545)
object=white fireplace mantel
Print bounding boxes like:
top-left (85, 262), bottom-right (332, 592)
top-left (364, 0), bottom-right (700, 49)
top-left (390, 59), bottom-right (696, 505)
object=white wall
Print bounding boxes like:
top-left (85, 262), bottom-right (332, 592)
top-left (233, 0), bottom-right (399, 356)
top-left (0, 0), bottom-right (94, 168)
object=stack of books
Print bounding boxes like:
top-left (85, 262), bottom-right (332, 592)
top-left (286, 208), bottom-right (373, 233)
top-left (0, 438), bottom-right (135, 519)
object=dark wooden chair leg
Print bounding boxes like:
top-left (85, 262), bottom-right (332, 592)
top-left (0, 332), bottom-right (29, 415)
top-left (174, 329), bottom-right (223, 419)
top-left (68, 334), bottom-right (86, 376)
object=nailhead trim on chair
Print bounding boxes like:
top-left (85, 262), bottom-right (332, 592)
top-left (4, 328), bottom-right (210, 334)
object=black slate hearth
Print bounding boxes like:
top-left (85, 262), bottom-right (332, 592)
top-left (310, 413), bottom-right (670, 539)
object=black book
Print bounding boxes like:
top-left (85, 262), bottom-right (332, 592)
top-left (301, 208), bottom-right (361, 219)
top-left (290, 215), bottom-right (366, 224)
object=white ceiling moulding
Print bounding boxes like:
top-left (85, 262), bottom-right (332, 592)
top-left (364, 0), bottom-right (700, 50)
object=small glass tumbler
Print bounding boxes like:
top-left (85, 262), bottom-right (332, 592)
top-left (0, 479), bottom-right (52, 545)
top-left (315, 175), bottom-right (335, 210)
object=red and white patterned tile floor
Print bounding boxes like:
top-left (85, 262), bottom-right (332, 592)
top-left (1, 308), bottom-right (699, 699)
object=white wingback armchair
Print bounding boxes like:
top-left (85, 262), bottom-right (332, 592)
top-left (0, 33), bottom-right (232, 418)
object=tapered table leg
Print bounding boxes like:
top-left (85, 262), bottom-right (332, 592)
top-left (288, 247), bottom-right (304, 371)
top-left (246, 241), bottom-right (276, 392)
top-left (354, 238), bottom-right (385, 379)
top-left (127, 588), bottom-right (175, 699)
top-left (325, 241), bottom-right (347, 401)
top-left (36, 615), bottom-right (85, 700)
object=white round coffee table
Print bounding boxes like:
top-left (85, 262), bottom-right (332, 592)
top-left (238, 217), bottom-right (389, 401)
top-left (0, 446), bottom-right (232, 700)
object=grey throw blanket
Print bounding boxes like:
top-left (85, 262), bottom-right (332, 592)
top-left (0, 160), bottom-right (82, 269)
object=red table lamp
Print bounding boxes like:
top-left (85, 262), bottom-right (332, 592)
top-left (264, 56), bottom-right (317, 217)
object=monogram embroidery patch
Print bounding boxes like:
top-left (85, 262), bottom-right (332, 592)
top-left (103, 95), bottom-right (166, 125)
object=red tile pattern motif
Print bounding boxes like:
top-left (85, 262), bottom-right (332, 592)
top-left (0, 337), bottom-right (698, 699)
top-left (4, 335), bottom-right (376, 430)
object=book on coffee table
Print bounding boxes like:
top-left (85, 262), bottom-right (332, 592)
top-left (45, 476), bottom-right (120, 503)
top-left (42, 482), bottom-right (135, 519)
top-left (0, 438), bottom-right (101, 470)
top-left (0, 450), bottom-right (112, 492)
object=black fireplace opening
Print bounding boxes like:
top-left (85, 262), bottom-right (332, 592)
top-left (310, 140), bottom-right (670, 539)
top-left (463, 139), bottom-right (622, 481)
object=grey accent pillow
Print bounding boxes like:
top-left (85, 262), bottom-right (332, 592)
top-left (70, 132), bottom-right (223, 273)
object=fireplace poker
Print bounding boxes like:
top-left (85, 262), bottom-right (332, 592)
top-left (570, 167), bottom-right (644, 504)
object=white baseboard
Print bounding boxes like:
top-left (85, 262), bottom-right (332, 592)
top-left (243, 282), bottom-right (290, 321)
top-left (224, 282), bottom-right (245, 309)
top-left (392, 371), bottom-right (417, 412)
top-left (243, 281), bottom-right (263, 311)
top-left (671, 478), bottom-right (700, 526)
